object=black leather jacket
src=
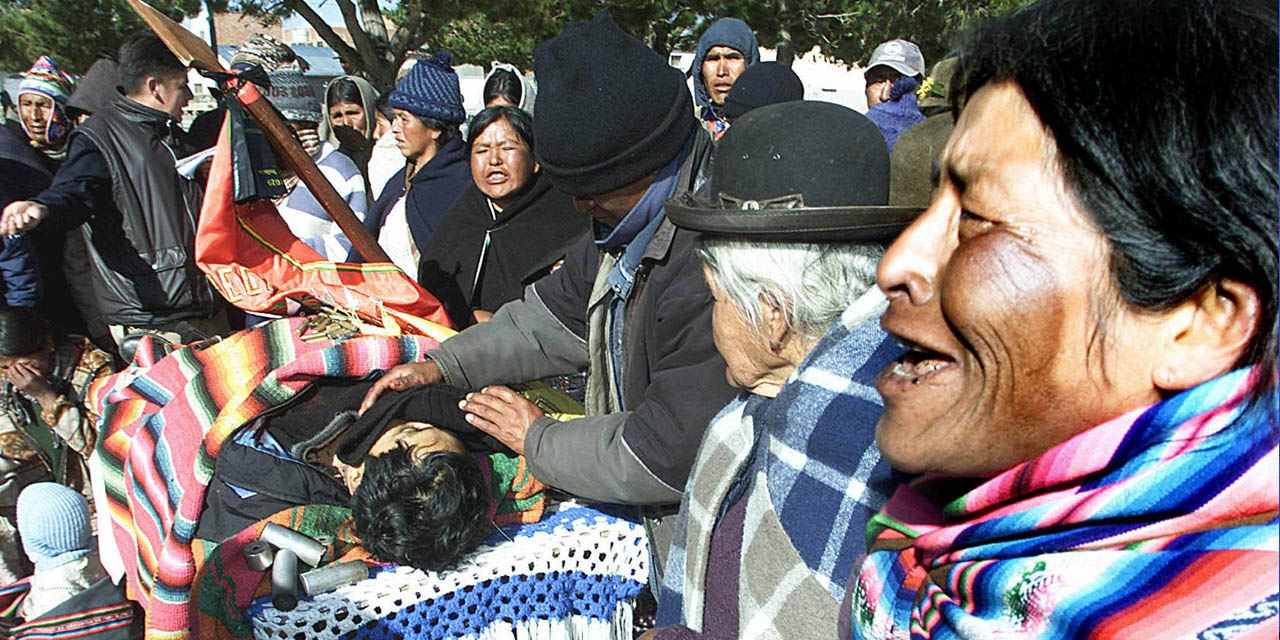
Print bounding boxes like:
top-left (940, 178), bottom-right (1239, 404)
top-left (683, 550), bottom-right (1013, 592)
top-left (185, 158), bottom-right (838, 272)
top-left (72, 98), bottom-right (218, 325)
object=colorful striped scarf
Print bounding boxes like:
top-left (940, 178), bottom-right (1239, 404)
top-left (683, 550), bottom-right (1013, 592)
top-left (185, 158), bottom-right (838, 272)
top-left (87, 318), bottom-right (442, 638)
top-left (850, 367), bottom-right (1279, 639)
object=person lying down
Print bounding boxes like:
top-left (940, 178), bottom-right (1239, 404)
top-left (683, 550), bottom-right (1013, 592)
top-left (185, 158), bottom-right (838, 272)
top-left (194, 379), bottom-right (547, 572)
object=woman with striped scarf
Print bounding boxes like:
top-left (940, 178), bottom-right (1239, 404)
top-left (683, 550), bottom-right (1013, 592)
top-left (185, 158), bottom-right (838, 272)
top-left (846, 0), bottom-right (1278, 637)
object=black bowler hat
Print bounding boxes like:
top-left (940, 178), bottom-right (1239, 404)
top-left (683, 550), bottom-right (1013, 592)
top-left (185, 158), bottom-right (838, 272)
top-left (666, 101), bottom-right (922, 241)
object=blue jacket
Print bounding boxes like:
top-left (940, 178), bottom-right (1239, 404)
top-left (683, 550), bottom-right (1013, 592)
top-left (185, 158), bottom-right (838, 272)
top-left (865, 77), bottom-right (925, 151)
top-left (0, 236), bottom-right (40, 308)
top-left (0, 123), bottom-right (47, 309)
top-left (353, 136), bottom-right (470, 262)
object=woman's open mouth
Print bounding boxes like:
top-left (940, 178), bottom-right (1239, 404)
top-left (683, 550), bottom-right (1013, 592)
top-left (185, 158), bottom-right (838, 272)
top-left (877, 336), bottom-right (958, 392)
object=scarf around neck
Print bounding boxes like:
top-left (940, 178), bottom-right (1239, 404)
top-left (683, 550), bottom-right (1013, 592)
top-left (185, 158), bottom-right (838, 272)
top-left (850, 367), bottom-right (1279, 640)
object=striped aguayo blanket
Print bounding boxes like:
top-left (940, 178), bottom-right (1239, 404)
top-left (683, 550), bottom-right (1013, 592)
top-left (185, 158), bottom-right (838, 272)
top-left (86, 317), bottom-right (441, 638)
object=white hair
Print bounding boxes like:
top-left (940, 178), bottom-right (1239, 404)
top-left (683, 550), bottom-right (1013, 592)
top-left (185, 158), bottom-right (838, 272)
top-left (697, 237), bottom-right (884, 339)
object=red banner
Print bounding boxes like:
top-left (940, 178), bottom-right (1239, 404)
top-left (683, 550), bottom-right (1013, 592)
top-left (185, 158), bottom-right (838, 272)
top-left (194, 82), bottom-right (454, 333)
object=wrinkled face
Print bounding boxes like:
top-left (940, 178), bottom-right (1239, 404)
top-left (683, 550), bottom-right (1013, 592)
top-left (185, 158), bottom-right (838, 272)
top-left (17, 94), bottom-right (53, 144)
top-left (874, 81), bottom-right (1164, 477)
top-left (335, 420), bottom-right (467, 492)
top-left (155, 74), bottom-right (193, 119)
top-left (704, 266), bottom-right (781, 396)
top-left (392, 108), bottom-right (437, 163)
top-left (469, 117), bottom-right (537, 210)
top-left (701, 46), bottom-right (747, 105)
top-left (328, 101), bottom-right (367, 136)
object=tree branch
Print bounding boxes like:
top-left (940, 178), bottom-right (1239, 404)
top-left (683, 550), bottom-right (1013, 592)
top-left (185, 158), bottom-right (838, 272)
top-left (280, 0), bottom-right (361, 64)
top-left (333, 0), bottom-right (381, 71)
top-left (388, 5), bottom-right (425, 56)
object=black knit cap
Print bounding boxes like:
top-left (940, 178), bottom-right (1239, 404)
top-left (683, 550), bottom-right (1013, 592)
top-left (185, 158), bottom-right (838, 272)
top-left (532, 11), bottom-right (697, 196)
top-left (722, 62), bottom-right (804, 120)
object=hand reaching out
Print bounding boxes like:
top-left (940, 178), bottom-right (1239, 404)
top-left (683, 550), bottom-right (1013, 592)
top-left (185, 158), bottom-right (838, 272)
top-left (458, 386), bottom-right (545, 456)
top-left (0, 201), bottom-right (48, 237)
top-left (359, 360), bottom-right (443, 412)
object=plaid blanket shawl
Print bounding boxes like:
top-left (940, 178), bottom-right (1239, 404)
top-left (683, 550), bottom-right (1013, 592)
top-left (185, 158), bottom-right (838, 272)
top-left (658, 289), bottom-right (901, 637)
top-left (86, 318), bottom-right (442, 639)
top-left (850, 367), bottom-right (1280, 639)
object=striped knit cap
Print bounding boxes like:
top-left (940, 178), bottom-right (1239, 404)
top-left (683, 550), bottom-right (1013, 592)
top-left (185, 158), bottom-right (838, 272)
top-left (19, 56), bottom-right (74, 104)
top-left (389, 52), bottom-right (465, 125)
top-left (17, 483), bottom-right (92, 572)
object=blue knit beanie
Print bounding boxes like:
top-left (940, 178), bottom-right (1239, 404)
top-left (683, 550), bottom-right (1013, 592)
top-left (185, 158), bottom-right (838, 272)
top-left (17, 483), bottom-right (92, 572)
top-left (389, 52), bottom-right (465, 125)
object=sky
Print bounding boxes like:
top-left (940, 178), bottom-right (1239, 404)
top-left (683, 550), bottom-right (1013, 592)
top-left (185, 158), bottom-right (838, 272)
top-left (289, 0), bottom-right (398, 26)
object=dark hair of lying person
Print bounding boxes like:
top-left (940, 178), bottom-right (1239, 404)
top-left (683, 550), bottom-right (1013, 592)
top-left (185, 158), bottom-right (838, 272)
top-left (351, 445), bottom-right (491, 572)
top-left (466, 105), bottom-right (535, 154)
top-left (953, 0), bottom-right (1278, 407)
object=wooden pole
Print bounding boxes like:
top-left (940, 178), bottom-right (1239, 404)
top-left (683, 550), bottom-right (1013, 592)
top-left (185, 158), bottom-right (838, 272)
top-left (123, 0), bottom-right (392, 264)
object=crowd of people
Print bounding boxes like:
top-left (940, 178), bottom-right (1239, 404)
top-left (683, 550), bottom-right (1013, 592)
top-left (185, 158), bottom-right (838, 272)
top-left (0, 0), bottom-right (1274, 636)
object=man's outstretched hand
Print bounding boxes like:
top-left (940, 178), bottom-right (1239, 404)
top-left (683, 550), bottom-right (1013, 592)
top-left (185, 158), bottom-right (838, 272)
top-left (459, 386), bottom-right (545, 456)
top-left (359, 360), bottom-right (443, 412)
top-left (0, 201), bottom-right (47, 236)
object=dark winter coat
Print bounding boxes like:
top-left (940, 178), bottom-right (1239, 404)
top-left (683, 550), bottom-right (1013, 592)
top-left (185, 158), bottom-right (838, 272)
top-left (35, 97), bottom-right (219, 326)
top-left (417, 171), bottom-right (589, 328)
top-left (427, 130), bottom-right (737, 506)
top-left (0, 123), bottom-right (49, 309)
top-left (355, 136), bottom-right (470, 261)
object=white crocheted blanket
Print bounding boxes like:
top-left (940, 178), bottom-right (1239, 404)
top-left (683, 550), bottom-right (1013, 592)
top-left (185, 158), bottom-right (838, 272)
top-left (249, 501), bottom-right (648, 639)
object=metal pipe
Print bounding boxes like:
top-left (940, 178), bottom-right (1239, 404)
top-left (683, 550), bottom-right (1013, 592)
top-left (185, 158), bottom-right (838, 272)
top-left (260, 522), bottom-right (326, 567)
top-left (270, 549), bottom-right (299, 611)
top-left (243, 540), bottom-right (274, 572)
top-left (300, 560), bottom-right (369, 596)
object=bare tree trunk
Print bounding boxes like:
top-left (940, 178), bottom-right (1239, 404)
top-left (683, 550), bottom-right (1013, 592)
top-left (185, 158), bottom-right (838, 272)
top-left (204, 0), bottom-right (217, 50)
top-left (777, 0), bottom-right (795, 66)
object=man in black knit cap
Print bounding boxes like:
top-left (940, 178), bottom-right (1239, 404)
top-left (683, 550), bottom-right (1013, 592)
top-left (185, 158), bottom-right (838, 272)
top-left (362, 11), bottom-right (734, 576)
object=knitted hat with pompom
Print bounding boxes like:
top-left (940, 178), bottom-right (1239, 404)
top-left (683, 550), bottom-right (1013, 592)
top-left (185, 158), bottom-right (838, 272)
top-left (388, 52), bottom-right (466, 125)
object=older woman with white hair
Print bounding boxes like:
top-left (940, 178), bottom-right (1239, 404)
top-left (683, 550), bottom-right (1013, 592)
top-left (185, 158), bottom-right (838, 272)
top-left (649, 101), bottom-right (920, 639)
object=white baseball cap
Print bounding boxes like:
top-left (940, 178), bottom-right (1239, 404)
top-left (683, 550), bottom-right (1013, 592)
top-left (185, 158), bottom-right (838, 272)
top-left (867, 39), bottom-right (926, 77)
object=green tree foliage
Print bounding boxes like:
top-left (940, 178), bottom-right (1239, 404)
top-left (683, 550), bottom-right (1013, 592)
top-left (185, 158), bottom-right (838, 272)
top-left (0, 0), bottom-right (206, 74)
top-left (767, 0), bottom-right (1036, 69)
top-left (241, 0), bottom-right (1036, 93)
